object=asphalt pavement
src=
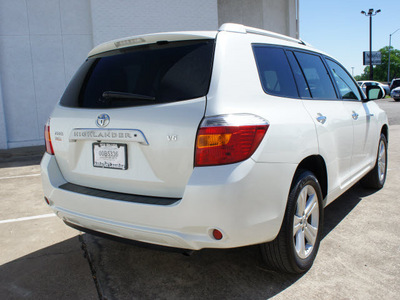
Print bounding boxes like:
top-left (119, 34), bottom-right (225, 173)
top-left (1, 99), bottom-right (399, 299)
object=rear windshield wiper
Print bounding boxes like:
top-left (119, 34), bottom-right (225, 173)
top-left (102, 91), bottom-right (155, 101)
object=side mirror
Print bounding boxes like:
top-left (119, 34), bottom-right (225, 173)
top-left (365, 85), bottom-right (384, 101)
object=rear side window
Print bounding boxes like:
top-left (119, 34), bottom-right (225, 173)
top-left (60, 39), bottom-right (215, 108)
top-left (294, 52), bottom-right (337, 100)
top-left (286, 51), bottom-right (311, 98)
top-left (326, 59), bottom-right (361, 100)
top-left (253, 46), bottom-right (298, 98)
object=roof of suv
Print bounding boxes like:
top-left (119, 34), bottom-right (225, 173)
top-left (88, 23), bottom-right (311, 57)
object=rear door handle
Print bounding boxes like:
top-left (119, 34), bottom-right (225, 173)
top-left (352, 111), bottom-right (359, 120)
top-left (316, 113), bottom-right (327, 124)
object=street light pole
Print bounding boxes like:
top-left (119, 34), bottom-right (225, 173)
top-left (361, 9), bottom-right (381, 80)
top-left (388, 28), bottom-right (400, 84)
top-left (370, 13), bottom-right (373, 79)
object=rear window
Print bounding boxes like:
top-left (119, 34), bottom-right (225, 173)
top-left (60, 39), bottom-right (215, 108)
top-left (252, 46), bottom-right (298, 98)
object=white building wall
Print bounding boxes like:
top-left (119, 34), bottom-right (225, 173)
top-left (218, 0), bottom-right (299, 38)
top-left (0, 0), bottom-right (93, 149)
top-left (90, 0), bottom-right (218, 46)
top-left (0, 73), bottom-right (7, 149)
top-left (0, 0), bottom-right (297, 149)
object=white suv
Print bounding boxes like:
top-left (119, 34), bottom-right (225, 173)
top-left (41, 23), bottom-right (388, 273)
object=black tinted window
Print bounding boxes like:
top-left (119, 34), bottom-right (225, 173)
top-left (60, 39), bottom-right (214, 108)
top-left (326, 59), bottom-right (361, 100)
top-left (391, 79), bottom-right (400, 90)
top-left (253, 46), bottom-right (298, 98)
top-left (294, 52), bottom-right (337, 100)
top-left (286, 51), bottom-right (311, 98)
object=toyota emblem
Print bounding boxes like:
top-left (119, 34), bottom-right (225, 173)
top-left (96, 114), bottom-right (110, 127)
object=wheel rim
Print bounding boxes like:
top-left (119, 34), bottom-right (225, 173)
top-left (378, 140), bottom-right (387, 184)
top-left (293, 185), bottom-right (319, 259)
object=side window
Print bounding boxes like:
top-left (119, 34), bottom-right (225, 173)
top-left (294, 52), bottom-right (337, 100)
top-left (326, 59), bottom-right (361, 100)
top-left (286, 51), bottom-right (311, 98)
top-left (253, 46), bottom-right (298, 98)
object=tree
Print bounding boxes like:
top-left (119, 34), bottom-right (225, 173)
top-left (359, 46), bottom-right (400, 82)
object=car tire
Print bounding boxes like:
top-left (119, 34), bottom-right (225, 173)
top-left (260, 170), bottom-right (324, 273)
top-left (361, 133), bottom-right (388, 189)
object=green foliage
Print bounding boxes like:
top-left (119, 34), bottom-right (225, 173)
top-left (354, 74), bottom-right (362, 81)
top-left (359, 46), bottom-right (400, 82)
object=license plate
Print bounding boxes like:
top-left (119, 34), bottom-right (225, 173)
top-left (93, 143), bottom-right (127, 170)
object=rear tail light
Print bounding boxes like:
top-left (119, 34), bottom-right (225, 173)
top-left (44, 118), bottom-right (54, 155)
top-left (195, 114), bottom-right (269, 166)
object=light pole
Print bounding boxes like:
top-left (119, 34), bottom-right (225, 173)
top-left (361, 9), bottom-right (381, 80)
top-left (388, 28), bottom-right (400, 84)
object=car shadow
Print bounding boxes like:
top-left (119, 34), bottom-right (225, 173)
top-left (0, 236), bottom-right (98, 299)
top-left (321, 183), bottom-right (377, 239)
top-left (0, 146), bottom-right (44, 168)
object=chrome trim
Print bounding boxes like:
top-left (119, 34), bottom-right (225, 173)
top-left (69, 128), bottom-right (149, 145)
top-left (316, 113), bottom-right (327, 124)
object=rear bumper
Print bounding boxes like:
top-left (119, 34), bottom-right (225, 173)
top-left (41, 153), bottom-right (296, 250)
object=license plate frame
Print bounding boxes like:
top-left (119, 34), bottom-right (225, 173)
top-left (92, 143), bottom-right (128, 170)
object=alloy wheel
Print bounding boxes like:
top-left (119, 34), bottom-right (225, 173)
top-left (293, 185), bottom-right (319, 259)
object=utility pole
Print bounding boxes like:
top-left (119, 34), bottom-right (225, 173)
top-left (388, 28), bottom-right (400, 84)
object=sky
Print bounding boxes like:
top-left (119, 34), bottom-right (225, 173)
top-left (299, 0), bottom-right (399, 79)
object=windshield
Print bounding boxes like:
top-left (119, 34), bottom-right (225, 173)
top-left (60, 39), bottom-right (215, 108)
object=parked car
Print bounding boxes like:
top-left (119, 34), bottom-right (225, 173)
top-left (391, 86), bottom-right (400, 101)
top-left (41, 23), bottom-right (388, 274)
top-left (390, 78), bottom-right (400, 91)
top-left (357, 81), bottom-right (388, 97)
top-left (380, 82), bottom-right (390, 96)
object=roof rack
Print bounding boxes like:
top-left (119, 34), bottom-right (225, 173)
top-left (218, 23), bottom-right (308, 46)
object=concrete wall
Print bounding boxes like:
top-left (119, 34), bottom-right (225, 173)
top-left (0, 0), bottom-right (297, 149)
top-left (218, 0), bottom-right (299, 38)
top-left (90, 0), bottom-right (218, 46)
top-left (0, 0), bottom-right (93, 149)
top-left (0, 73), bottom-right (7, 149)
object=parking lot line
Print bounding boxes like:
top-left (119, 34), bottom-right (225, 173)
top-left (0, 174), bottom-right (41, 180)
top-left (0, 213), bottom-right (56, 224)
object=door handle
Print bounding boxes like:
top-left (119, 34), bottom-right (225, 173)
top-left (352, 111), bottom-right (359, 120)
top-left (316, 113), bottom-right (327, 124)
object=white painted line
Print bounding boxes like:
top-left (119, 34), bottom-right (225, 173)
top-left (0, 213), bottom-right (56, 224)
top-left (0, 173), bottom-right (41, 180)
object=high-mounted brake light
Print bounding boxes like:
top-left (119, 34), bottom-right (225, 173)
top-left (44, 118), bottom-right (54, 155)
top-left (195, 114), bottom-right (269, 166)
